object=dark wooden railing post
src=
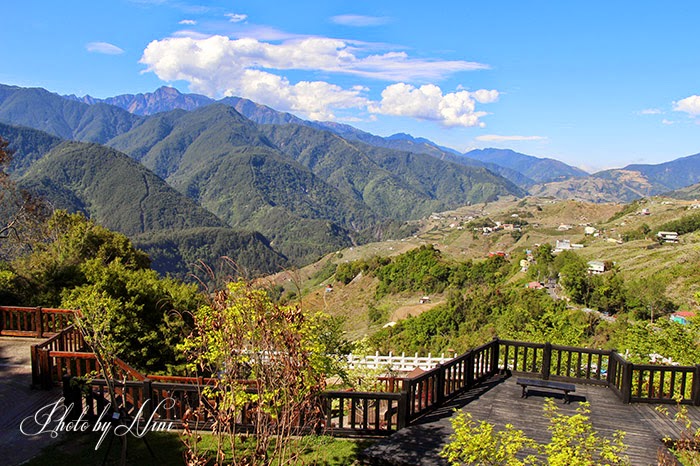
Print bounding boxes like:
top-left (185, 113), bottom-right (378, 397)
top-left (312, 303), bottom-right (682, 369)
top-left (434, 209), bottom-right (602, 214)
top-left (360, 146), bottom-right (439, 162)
top-left (490, 337), bottom-right (500, 375)
top-left (35, 307), bottom-right (43, 338)
top-left (31, 344), bottom-right (40, 387)
top-left (692, 365), bottom-right (700, 406)
top-left (607, 350), bottom-right (618, 387)
top-left (37, 348), bottom-right (53, 390)
top-left (466, 350), bottom-right (475, 388)
top-left (142, 378), bottom-right (153, 419)
top-left (542, 342), bottom-right (552, 380)
top-left (62, 374), bottom-right (82, 421)
top-left (397, 386), bottom-right (409, 429)
top-left (436, 364), bottom-right (446, 405)
top-left (621, 361), bottom-right (633, 404)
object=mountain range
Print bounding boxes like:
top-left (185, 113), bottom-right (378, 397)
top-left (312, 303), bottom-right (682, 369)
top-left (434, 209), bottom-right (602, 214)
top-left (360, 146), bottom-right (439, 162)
top-left (0, 84), bottom-right (519, 275)
top-left (1, 83), bottom-right (700, 277)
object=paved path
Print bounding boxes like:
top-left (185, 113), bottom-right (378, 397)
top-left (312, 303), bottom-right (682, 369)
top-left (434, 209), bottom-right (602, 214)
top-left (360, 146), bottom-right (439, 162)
top-left (0, 337), bottom-right (63, 465)
top-left (360, 374), bottom-right (699, 465)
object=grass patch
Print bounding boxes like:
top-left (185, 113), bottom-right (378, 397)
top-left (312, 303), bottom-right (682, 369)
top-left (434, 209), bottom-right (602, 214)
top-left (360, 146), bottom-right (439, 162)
top-left (24, 431), bottom-right (373, 466)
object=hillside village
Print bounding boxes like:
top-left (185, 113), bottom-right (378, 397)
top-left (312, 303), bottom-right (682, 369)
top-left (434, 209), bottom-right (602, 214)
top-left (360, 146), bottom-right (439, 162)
top-left (269, 196), bottom-right (700, 346)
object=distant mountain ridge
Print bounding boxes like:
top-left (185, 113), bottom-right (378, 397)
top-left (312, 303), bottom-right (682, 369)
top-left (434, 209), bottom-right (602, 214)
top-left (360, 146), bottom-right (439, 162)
top-left (66, 86), bottom-right (215, 116)
top-left (0, 83), bottom-right (523, 268)
top-left (65, 86), bottom-right (585, 189)
top-left (530, 154), bottom-right (700, 203)
top-left (4, 80), bottom-right (700, 259)
top-left (463, 148), bottom-right (589, 184)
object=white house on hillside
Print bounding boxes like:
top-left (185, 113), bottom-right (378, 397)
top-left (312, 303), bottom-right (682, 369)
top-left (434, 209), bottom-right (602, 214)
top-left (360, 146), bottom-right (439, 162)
top-left (588, 261), bottom-right (606, 274)
top-left (657, 231), bottom-right (679, 243)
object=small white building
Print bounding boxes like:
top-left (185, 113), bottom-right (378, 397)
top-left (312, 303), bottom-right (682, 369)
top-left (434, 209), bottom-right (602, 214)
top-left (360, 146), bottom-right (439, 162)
top-left (588, 261), bottom-right (606, 275)
top-left (554, 239), bottom-right (584, 253)
top-left (657, 231), bottom-right (679, 243)
top-left (584, 226), bottom-right (598, 235)
top-left (555, 239), bottom-right (572, 252)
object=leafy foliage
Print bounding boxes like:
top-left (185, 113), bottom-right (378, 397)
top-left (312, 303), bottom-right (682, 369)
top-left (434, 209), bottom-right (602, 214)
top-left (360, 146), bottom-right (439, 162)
top-left (375, 245), bottom-right (447, 297)
top-left (335, 255), bottom-right (390, 285)
top-left (5, 211), bottom-right (201, 372)
top-left (179, 280), bottom-right (340, 466)
top-left (542, 399), bottom-right (628, 466)
top-left (441, 400), bottom-right (629, 466)
top-left (373, 245), bottom-right (509, 298)
top-left (11, 211), bottom-right (150, 305)
top-left (62, 259), bottom-right (202, 373)
top-left (441, 411), bottom-right (538, 466)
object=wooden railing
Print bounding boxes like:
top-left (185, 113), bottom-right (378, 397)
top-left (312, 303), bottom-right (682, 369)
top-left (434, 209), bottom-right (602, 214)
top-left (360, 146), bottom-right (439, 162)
top-left (0, 306), bottom-right (74, 337)
top-left (31, 324), bottom-right (92, 389)
top-left (629, 364), bottom-right (699, 404)
top-left (497, 340), bottom-right (700, 405)
top-left (321, 390), bottom-right (405, 435)
top-left (402, 339), bottom-right (498, 422)
top-left (28, 329), bottom-right (700, 437)
top-left (31, 324), bottom-right (148, 389)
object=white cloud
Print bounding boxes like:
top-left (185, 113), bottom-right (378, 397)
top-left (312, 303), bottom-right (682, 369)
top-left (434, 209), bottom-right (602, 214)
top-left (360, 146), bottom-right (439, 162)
top-left (368, 83), bottom-right (497, 127)
top-left (662, 119), bottom-right (675, 125)
top-left (475, 134), bottom-right (547, 142)
top-left (140, 35), bottom-right (493, 123)
top-left (639, 108), bottom-right (662, 115)
top-left (140, 36), bottom-right (367, 119)
top-left (331, 14), bottom-right (390, 27)
top-left (673, 95), bottom-right (700, 116)
top-left (171, 29), bottom-right (213, 39)
top-left (141, 35), bottom-right (488, 83)
top-left (179, 19), bottom-right (196, 25)
top-left (225, 13), bottom-right (248, 23)
top-left (228, 25), bottom-right (307, 42)
top-left (86, 42), bottom-right (125, 55)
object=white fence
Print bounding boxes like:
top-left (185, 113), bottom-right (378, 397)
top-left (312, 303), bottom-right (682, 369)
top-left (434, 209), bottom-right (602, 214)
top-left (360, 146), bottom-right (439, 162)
top-left (346, 352), bottom-right (457, 372)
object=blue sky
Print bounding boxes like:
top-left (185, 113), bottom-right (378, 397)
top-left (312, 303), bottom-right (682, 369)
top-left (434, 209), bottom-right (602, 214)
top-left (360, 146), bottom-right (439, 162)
top-left (3, 1), bottom-right (700, 172)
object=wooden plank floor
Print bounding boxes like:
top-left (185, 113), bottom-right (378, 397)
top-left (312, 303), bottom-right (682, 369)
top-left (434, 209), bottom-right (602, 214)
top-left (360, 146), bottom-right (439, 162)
top-left (0, 337), bottom-right (64, 465)
top-left (360, 374), bottom-right (700, 465)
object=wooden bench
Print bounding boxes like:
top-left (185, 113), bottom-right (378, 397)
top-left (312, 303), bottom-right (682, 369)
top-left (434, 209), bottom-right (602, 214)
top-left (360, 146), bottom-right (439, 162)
top-left (516, 378), bottom-right (576, 403)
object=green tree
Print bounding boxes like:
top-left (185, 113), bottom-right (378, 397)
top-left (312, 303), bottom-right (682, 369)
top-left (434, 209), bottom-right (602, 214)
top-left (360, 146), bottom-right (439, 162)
top-left (591, 271), bottom-right (627, 315)
top-left (179, 280), bottom-right (336, 466)
top-left (528, 244), bottom-right (556, 282)
top-left (69, 291), bottom-right (130, 466)
top-left (626, 278), bottom-right (675, 322)
top-left (13, 210), bottom-right (150, 305)
top-left (558, 257), bottom-right (592, 305)
top-left (62, 258), bottom-right (202, 373)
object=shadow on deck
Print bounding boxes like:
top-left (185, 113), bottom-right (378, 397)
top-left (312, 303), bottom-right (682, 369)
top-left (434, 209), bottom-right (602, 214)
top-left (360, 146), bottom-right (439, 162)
top-left (360, 374), bottom-right (700, 466)
top-left (0, 337), bottom-right (63, 466)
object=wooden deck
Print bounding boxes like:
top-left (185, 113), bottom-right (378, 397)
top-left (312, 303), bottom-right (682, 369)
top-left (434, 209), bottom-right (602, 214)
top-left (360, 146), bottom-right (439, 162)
top-left (0, 337), bottom-right (63, 465)
top-left (361, 374), bottom-right (700, 465)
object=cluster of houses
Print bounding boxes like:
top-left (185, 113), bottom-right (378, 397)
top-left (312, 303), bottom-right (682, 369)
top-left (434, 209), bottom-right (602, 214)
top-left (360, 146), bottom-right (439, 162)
top-left (480, 221), bottom-right (523, 235)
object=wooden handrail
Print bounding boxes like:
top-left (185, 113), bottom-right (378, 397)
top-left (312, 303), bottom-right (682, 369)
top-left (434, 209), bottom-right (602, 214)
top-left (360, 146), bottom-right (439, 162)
top-left (0, 306), bottom-right (76, 337)
top-left (27, 325), bottom-right (700, 435)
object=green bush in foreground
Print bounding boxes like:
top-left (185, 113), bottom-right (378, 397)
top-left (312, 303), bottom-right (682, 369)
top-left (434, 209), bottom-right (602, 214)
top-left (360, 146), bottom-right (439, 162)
top-left (441, 400), bottom-right (629, 466)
